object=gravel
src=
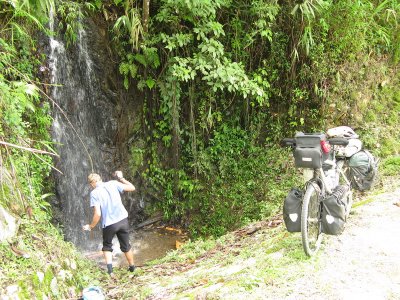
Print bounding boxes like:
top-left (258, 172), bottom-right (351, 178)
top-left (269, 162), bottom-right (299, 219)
top-left (280, 188), bottom-right (400, 300)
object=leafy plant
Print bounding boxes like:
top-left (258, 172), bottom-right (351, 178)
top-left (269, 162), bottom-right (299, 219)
top-left (102, 0), bottom-right (400, 238)
top-left (112, 1), bottom-right (143, 51)
top-left (57, 1), bottom-right (95, 47)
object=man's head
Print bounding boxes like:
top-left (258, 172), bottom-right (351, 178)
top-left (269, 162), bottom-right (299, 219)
top-left (88, 173), bottom-right (102, 188)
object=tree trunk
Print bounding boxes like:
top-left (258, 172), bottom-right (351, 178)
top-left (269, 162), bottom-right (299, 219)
top-left (142, 0), bottom-right (150, 34)
top-left (171, 81), bottom-right (180, 170)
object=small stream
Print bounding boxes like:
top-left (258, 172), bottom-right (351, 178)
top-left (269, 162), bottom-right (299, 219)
top-left (84, 227), bottom-right (185, 267)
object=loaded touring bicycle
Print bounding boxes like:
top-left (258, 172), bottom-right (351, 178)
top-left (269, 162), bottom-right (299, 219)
top-left (281, 126), bottom-right (378, 256)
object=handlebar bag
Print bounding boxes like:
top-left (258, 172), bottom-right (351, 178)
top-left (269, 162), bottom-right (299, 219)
top-left (294, 132), bottom-right (327, 168)
top-left (321, 185), bottom-right (349, 235)
top-left (283, 188), bottom-right (303, 232)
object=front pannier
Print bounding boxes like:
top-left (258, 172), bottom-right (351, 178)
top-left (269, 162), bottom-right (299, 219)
top-left (321, 185), bottom-right (349, 235)
top-left (283, 188), bottom-right (303, 232)
top-left (349, 150), bottom-right (378, 191)
top-left (294, 132), bottom-right (327, 169)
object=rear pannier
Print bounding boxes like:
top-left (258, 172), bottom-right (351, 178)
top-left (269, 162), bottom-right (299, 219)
top-left (294, 132), bottom-right (328, 169)
top-left (321, 185), bottom-right (349, 235)
top-left (283, 188), bottom-right (303, 232)
top-left (349, 150), bottom-right (378, 191)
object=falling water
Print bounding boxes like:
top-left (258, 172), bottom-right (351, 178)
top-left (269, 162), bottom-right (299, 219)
top-left (48, 8), bottom-right (118, 250)
top-left (46, 7), bottom-right (182, 263)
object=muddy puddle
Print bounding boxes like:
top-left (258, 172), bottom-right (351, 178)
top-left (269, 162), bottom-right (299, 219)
top-left (84, 226), bottom-right (186, 268)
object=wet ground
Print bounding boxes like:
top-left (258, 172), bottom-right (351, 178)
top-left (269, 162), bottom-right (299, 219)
top-left (84, 226), bottom-right (186, 268)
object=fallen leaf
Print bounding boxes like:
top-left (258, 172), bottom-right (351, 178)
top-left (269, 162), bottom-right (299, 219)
top-left (31, 234), bottom-right (41, 241)
top-left (165, 227), bottom-right (182, 234)
top-left (175, 240), bottom-right (185, 249)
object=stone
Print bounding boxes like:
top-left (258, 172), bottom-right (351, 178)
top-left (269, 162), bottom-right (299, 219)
top-left (0, 206), bottom-right (18, 242)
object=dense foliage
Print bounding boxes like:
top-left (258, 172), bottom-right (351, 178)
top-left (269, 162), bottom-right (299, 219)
top-left (101, 0), bottom-right (400, 236)
top-left (1, 0), bottom-right (399, 239)
top-left (0, 1), bottom-right (100, 298)
top-left (1, 0), bottom-right (399, 298)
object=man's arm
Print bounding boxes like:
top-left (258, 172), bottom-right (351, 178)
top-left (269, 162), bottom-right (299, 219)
top-left (83, 205), bottom-right (101, 231)
top-left (89, 205), bottom-right (101, 229)
top-left (114, 170), bottom-right (135, 192)
top-left (118, 177), bottom-right (135, 192)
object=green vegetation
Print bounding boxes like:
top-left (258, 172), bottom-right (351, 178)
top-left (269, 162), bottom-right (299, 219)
top-left (106, 219), bottom-right (320, 299)
top-left (381, 156), bottom-right (400, 176)
top-left (0, 0), bottom-right (399, 298)
top-left (0, 1), bottom-right (100, 298)
top-left (0, 224), bottom-right (102, 298)
top-left (104, 0), bottom-right (400, 237)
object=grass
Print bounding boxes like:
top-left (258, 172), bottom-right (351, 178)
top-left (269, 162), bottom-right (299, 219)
top-left (2, 159), bottom-right (397, 299)
top-left (101, 171), bottom-right (400, 299)
top-left (0, 221), bottom-right (102, 299)
top-left (103, 218), bottom-right (323, 299)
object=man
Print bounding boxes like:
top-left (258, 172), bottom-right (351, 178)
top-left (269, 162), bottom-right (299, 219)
top-left (83, 171), bottom-right (136, 276)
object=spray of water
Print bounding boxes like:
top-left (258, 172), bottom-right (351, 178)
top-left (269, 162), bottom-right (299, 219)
top-left (48, 5), bottom-right (118, 250)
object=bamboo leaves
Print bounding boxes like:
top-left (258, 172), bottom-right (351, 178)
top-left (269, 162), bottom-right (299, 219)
top-left (290, 0), bottom-right (329, 58)
top-left (113, 6), bottom-right (143, 51)
top-left (0, 1), bottom-right (54, 223)
top-left (291, 0), bottom-right (327, 20)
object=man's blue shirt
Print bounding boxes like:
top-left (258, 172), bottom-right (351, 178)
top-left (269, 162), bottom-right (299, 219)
top-left (90, 180), bottom-right (128, 228)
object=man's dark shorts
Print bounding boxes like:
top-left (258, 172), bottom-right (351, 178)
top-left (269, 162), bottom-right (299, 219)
top-left (102, 218), bottom-right (131, 252)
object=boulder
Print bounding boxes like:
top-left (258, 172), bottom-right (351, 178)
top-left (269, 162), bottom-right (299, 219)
top-left (0, 206), bottom-right (18, 242)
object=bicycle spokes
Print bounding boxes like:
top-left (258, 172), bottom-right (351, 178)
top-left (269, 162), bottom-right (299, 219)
top-left (301, 183), bottom-right (322, 256)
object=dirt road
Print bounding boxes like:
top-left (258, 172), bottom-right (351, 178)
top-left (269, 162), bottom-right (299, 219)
top-left (280, 188), bottom-right (400, 300)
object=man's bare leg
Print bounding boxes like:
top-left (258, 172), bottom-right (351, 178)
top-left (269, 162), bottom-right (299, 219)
top-left (103, 251), bottom-right (114, 275)
top-left (124, 249), bottom-right (135, 271)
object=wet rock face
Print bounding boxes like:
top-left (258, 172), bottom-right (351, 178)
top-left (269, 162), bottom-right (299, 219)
top-left (49, 14), bottom-right (144, 250)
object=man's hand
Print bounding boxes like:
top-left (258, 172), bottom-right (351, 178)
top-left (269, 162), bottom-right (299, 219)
top-left (114, 170), bottom-right (135, 192)
top-left (82, 224), bottom-right (91, 231)
top-left (114, 170), bottom-right (123, 180)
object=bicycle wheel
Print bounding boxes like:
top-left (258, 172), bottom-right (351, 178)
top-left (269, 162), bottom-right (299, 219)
top-left (336, 160), bottom-right (353, 218)
top-left (344, 189), bottom-right (353, 218)
top-left (301, 182), bottom-right (323, 256)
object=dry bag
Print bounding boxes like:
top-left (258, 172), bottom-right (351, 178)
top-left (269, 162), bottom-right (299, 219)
top-left (283, 188), bottom-right (303, 232)
top-left (321, 185), bottom-right (349, 235)
top-left (349, 150), bottom-right (378, 191)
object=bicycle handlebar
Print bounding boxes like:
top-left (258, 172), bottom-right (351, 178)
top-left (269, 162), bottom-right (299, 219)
top-left (280, 138), bottom-right (296, 147)
top-left (281, 136), bottom-right (349, 148)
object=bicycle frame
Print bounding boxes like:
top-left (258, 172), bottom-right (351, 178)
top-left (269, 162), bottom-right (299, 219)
top-left (281, 134), bottom-right (352, 256)
top-left (302, 154), bottom-right (353, 256)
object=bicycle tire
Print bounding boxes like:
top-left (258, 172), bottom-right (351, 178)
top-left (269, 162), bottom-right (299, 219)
top-left (301, 182), bottom-right (323, 256)
top-left (336, 159), bottom-right (353, 218)
top-left (344, 190), bottom-right (353, 219)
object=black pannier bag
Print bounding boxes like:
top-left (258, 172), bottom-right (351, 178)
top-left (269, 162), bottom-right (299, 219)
top-left (283, 188), bottom-right (303, 232)
top-left (321, 185), bottom-right (349, 235)
top-left (349, 150), bottom-right (378, 191)
top-left (294, 132), bottom-right (328, 169)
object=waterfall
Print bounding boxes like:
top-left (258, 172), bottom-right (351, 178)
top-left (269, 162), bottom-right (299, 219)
top-left (48, 8), bottom-right (119, 250)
